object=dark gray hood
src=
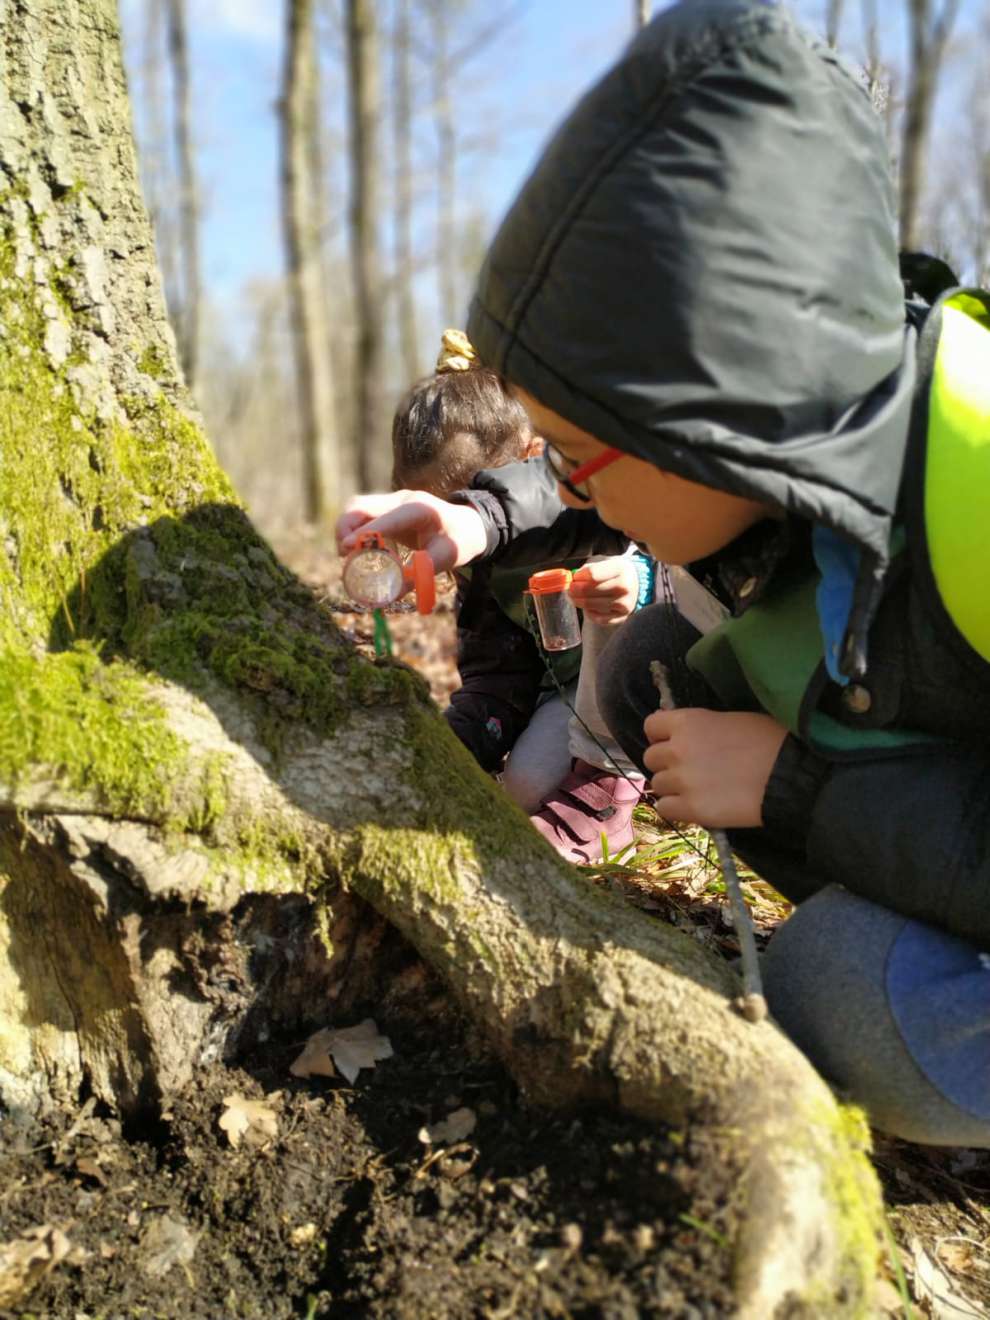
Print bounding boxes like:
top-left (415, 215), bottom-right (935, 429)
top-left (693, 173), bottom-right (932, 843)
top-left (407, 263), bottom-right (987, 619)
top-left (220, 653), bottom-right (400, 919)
top-left (468, 0), bottom-right (915, 579)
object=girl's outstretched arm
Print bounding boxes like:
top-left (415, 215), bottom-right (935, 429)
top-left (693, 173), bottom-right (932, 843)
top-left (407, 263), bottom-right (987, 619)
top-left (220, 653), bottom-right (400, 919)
top-left (336, 489), bottom-right (487, 572)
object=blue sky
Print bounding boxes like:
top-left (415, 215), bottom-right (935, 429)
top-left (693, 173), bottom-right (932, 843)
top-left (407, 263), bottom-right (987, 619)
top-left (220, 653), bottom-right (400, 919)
top-left (118, 0), bottom-right (985, 331)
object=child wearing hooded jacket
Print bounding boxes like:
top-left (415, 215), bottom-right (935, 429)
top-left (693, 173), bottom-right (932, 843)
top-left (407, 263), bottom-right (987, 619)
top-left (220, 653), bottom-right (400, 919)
top-left (339, 0), bottom-right (990, 1147)
top-left (390, 332), bottom-right (651, 862)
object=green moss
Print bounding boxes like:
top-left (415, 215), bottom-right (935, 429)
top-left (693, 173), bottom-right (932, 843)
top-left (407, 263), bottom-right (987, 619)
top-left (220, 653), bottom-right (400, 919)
top-left (0, 645), bottom-right (217, 825)
top-left (137, 345), bottom-right (168, 379)
top-left (210, 814), bottom-right (325, 896)
top-left (346, 656), bottom-right (427, 708)
top-left (822, 1103), bottom-right (883, 1310)
top-left (0, 230), bottom-right (234, 656)
top-left (0, 193), bottom-right (439, 867)
top-left (339, 699), bottom-right (554, 920)
top-left (768, 1099), bottom-right (881, 1315)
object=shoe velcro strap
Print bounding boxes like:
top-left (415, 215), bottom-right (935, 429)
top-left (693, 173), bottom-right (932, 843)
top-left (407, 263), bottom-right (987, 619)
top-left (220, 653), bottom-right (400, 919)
top-left (537, 794), bottom-right (610, 844)
top-left (560, 778), bottom-right (616, 815)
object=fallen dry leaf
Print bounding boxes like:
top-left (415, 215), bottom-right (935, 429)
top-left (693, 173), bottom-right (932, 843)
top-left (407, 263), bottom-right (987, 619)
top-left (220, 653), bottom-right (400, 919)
top-left (418, 1106), bottom-right (477, 1145)
top-left (75, 1154), bottom-right (108, 1186)
top-left (289, 1030), bottom-right (338, 1080)
top-left (0, 1224), bottom-right (85, 1308)
top-left (218, 1094), bottom-right (279, 1149)
top-left (139, 1213), bottom-right (201, 1280)
top-left (936, 1238), bottom-right (980, 1276)
top-left (911, 1238), bottom-right (985, 1319)
top-left (308, 1019), bottom-right (393, 1082)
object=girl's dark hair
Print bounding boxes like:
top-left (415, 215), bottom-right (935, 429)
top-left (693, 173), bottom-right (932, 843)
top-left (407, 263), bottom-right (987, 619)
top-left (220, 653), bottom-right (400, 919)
top-left (391, 368), bottom-right (532, 494)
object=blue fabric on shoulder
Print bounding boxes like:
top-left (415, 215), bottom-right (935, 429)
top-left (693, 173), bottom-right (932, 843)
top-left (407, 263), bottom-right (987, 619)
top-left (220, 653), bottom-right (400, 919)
top-left (632, 551), bottom-right (657, 612)
top-left (812, 526), bottom-right (857, 685)
top-left (886, 921), bottom-right (990, 1121)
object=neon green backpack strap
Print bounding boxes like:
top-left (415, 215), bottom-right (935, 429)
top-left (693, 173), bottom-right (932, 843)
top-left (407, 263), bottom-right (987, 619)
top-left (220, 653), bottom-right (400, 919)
top-left (920, 291), bottom-right (990, 662)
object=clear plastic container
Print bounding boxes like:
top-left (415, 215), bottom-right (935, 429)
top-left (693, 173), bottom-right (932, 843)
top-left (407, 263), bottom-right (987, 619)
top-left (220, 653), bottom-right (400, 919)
top-left (341, 532), bottom-right (436, 614)
top-left (527, 567), bottom-right (581, 651)
top-left (342, 541), bottom-right (405, 607)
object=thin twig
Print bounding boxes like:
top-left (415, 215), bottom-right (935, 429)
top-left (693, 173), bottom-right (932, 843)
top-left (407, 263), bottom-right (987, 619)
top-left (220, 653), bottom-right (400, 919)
top-left (649, 660), bottom-right (767, 1023)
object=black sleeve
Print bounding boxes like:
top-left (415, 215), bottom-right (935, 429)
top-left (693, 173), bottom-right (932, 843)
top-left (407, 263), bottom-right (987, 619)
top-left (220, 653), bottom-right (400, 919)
top-left (758, 736), bottom-right (990, 947)
top-left (444, 588), bottom-right (545, 772)
top-left (449, 457), bottom-right (629, 567)
top-left (446, 689), bottom-right (538, 772)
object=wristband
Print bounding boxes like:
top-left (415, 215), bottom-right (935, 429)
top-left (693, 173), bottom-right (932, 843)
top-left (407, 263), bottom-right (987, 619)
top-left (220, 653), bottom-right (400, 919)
top-left (632, 551), bottom-right (657, 611)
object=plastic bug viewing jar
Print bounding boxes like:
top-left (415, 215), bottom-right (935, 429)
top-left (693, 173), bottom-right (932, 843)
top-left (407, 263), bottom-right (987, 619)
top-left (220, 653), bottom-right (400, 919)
top-left (342, 531), bottom-right (436, 614)
top-left (527, 568), bottom-right (582, 652)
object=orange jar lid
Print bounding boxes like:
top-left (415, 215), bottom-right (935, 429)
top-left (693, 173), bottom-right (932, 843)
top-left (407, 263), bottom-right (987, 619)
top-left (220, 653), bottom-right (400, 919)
top-left (527, 567), bottom-right (573, 595)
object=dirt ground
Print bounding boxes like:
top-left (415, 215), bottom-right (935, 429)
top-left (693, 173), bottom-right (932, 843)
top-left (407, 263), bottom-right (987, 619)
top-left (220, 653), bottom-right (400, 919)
top-left (0, 1011), bottom-right (741, 1319)
top-left (1, 533), bottom-right (987, 1319)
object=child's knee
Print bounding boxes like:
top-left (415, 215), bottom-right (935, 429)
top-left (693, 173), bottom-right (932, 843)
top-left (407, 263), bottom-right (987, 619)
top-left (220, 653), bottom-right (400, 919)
top-left (596, 606), bottom-right (667, 731)
top-left (764, 886), bottom-right (990, 1147)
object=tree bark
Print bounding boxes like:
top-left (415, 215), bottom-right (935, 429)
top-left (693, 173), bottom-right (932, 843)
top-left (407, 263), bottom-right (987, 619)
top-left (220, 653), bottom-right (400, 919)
top-left (163, 0), bottom-right (201, 391)
top-left (345, 0), bottom-right (388, 489)
top-left (900, 0), bottom-right (960, 250)
top-left (280, 0), bottom-right (340, 524)
top-left (0, 2), bottom-right (884, 1312)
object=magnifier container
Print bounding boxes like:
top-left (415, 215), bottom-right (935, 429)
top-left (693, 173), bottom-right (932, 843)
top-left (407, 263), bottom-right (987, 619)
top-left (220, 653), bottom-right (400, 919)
top-left (527, 568), bottom-right (581, 651)
top-left (342, 532), bottom-right (436, 614)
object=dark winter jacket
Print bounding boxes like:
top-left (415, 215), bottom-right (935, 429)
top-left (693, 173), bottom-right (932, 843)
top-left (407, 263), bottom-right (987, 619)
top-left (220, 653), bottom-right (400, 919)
top-left (459, 0), bottom-right (990, 947)
top-left (444, 491), bottom-right (633, 771)
top-left (444, 581), bottom-right (546, 772)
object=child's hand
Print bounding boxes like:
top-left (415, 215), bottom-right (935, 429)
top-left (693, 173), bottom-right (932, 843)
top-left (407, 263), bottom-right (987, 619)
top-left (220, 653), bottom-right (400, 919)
top-left (642, 708), bottom-right (788, 828)
top-left (569, 557), bottom-right (640, 625)
top-left (336, 491), bottom-right (487, 573)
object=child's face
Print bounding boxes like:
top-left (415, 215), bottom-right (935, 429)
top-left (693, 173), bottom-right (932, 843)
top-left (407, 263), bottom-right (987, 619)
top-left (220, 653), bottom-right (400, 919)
top-left (513, 389), bottom-right (774, 564)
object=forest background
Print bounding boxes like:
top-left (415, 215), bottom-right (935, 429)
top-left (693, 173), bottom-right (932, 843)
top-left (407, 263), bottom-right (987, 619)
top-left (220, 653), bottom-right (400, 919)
top-left (119, 0), bottom-right (990, 537)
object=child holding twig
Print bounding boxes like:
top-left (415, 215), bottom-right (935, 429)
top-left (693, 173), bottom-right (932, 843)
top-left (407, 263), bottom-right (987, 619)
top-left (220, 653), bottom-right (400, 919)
top-left (339, 0), bottom-right (990, 1146)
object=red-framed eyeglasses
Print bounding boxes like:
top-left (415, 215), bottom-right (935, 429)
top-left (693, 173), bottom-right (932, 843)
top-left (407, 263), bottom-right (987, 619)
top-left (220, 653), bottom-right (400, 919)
top-left (544, 443), bottom-right (625, 503)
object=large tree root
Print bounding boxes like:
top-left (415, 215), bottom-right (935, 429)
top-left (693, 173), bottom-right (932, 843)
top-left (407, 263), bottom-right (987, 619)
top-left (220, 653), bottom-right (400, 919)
top-left (0, 677), bottom-right (882, 1315)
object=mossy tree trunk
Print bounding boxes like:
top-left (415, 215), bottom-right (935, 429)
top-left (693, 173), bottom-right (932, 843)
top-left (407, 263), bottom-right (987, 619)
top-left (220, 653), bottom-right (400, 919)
top-left (0, 2), bottom-right (883, 1313)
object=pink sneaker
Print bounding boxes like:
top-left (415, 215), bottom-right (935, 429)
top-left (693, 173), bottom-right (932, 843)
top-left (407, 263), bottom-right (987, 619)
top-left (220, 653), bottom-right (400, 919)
top-left (530, 759), bottom-right (646, 864)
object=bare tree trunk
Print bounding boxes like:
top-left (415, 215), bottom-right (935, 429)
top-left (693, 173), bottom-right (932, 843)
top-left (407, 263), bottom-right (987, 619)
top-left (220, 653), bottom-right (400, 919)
top-left (281, 0), bottom-right (339, 524)
top-left (393, 0), bottom-right (420, 384)
top-left (346, 0), bottom-right (388, 489)
top-left (636, 0), bottom-right (651, 29)
top-left (164, 0), bottom-right (201, 391)
top-left (861, 0), bottom-right (885, 115)
top-left (825, 0), bottom-right (845, 46)
top-left (900, 0), bottom-right (960, 250)
top-left (139, 0), bottom-right (180, 320)
top-left (0, 2), bottom-right (886, 1311)
top-left (432, 0), bottom-right (458, 324)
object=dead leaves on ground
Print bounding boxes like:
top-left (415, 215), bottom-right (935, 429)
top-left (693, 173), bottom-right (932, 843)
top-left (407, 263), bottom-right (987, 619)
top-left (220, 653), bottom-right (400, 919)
top-left (218, 1094), bottom-right (280, 1150)
top-left (217, 1020), bottom-right (392, 1152)
top-left (290, 1018), bottom-right (393, 1084)
top-left (0, 1224), bottom-right (88, 1309)
top-left (418, 1106), bottom-right (477, 1146)
top-left (908, 1236), bottom-right (989, 1319)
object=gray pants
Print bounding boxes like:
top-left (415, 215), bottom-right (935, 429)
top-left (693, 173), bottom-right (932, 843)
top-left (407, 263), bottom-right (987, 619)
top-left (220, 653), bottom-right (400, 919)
top-left (596, 605), bottom-right (990, 1147)
top-left (501, 618), bottom-right (640, 814)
